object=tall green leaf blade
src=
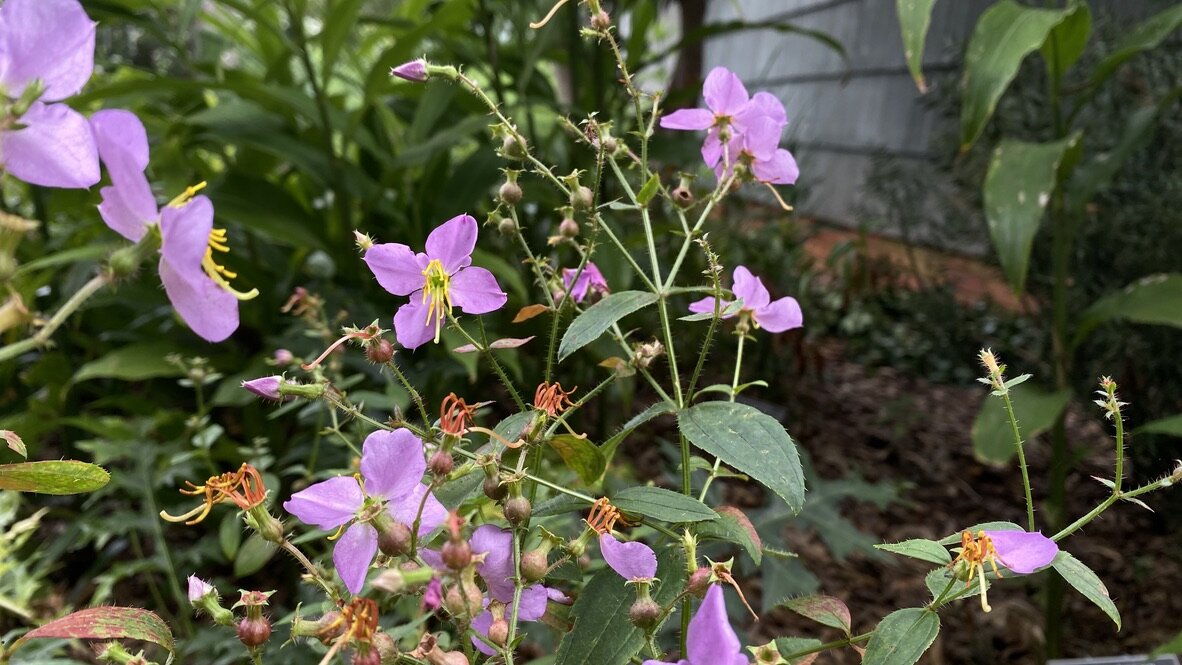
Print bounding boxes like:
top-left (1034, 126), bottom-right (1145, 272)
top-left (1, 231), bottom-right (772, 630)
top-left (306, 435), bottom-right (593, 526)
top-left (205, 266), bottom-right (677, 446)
top-left (73, 341), bottom-right (188, 383)
top-left (610, 486), bottom-right (717, 523)
top-left (1040, 3), bottom-right (1091, 76)
top-left (983, 135), bottom-right (1079, 294)
top-left (678, 401), bottom-right (805, 512)
top-left (555, 546), bottom-right (684, 665)
top-left (1087, 5), bottom-right (1182, 97)
top-left (1136, 413), bottom-right (1182, 438)
top-left (0, 461), bottom-right (110, 495)
top-left (319, 0), bottom-right (364, 81)
top-left (1077, 274), bottom-right (1182, 343)
top-left (862, 608), bottom-right (941, 665)
top-left (961, 0), bottom-right (1072, 148)
top-left (1052, 551), bottom-right (1121, 629)
top-left (896, 0), bottom-right (937, 92)
top-left (971, 382), bottom-right (1071, 465)
top-left (558, 291), bottom-right (658, 362)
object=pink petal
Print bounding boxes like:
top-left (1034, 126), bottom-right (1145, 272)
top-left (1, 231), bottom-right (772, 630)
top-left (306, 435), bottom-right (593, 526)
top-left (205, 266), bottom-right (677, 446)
top-left (386, 483), bottom-right (446, 537)
top-left (450, 266), bottom-right (506, 315)
top-left (739, 115), bottom-right (783, 162)
top-left (160, 196), bottom-right (213, 284)
top-left (424, 213), bottom-right (477, 274)
top-left (158, 257), bottom-right (239, 343)
top-left (735, 91), bottom-right (787, 129)
top-left (98, 184), bottom-right (153, 242)
top-left (517, 584), bottom-right (550, 621)
top-left (92, 110), bottom-right (157, 241)
top-left (2, 102), bottom-right (98, 188)
top-left (703, 67), bottom-right (748, 117)
top-left (985, 530), bottom-right (1059, 574)
top-left (283, 476), bottom-right (363, 530)
top-left (599, 533), bottom-right (657, 580)
top-left (187, 575), bottom-right (214, 602)
top-left (659, 108), bottom-right (715, 131)
top-left (688, 296), bottom-right (735, 316)
top-left (686, 585), bottom-right (745, 665)
top-left (0, 0), bottom-right (95, 101)
top-left (364, 243), bottom-right (427, 296)
top-left (754, 296), bottom-right (803, 333)
top-left (701, 130), bottom-right (724, 168)
top-left (392, 296), bottom-right (437, 350)
top-left (753, 149), bottom-right (799, 185)
top-left (731, 266), bottom-right (770, 311)
top-left (334, 522), bottom-right (378, 595)
top-left (472, 525), bottom-right (515, 602)
top-left (470, 610), bottom-right (497, 656)
top-left (91, 109), bottom-right (150, 172)
top-left (360, 428), bottom-right (426, 500)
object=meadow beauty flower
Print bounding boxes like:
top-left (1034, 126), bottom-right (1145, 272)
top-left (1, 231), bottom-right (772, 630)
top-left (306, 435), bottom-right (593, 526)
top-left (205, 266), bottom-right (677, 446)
top-left (643, 584), bottom-right (746, 665)
top-left (599, 533), bottom-right (657, 582)
top-left (364, 214), bottom-right (507, 349)
top-left (688, 266), bottom-right (802, 333)
top-left (949, 529), bottom-right (1058, 613)
top-left (91, 109), bottom-right (258, 342)
top-left (714, 115), bottom-right (799, 186)
top-left (283, 429), bottom-right (446, 594)
top-left (0, 0), bottom-right (99, 188)
top-left (659, 66), bottom-right (787, 173)
top-left (561, 262), bottom-right (609, 303)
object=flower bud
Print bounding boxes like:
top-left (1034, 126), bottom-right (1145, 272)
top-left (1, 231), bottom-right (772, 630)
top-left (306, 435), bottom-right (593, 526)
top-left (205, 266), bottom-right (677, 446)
top-left (442, 539), bottom-right (472, 570)
top-left (366, 338), bottom-right (395, 364)
top-left (236, 616), bottom-right (272, 647)
top-left (497, 215), bottom-right (518, 236)
top-left (590, 9), bottom-right (611, 31)
top-left (501, 135), bottom-right (527, 160)
top-left (503, 496), bottom-right (532, 526)
top-left (372, 632), bottom-right (399, 664)
top-left (558, 217), bottom-right (580, 239)
top-left (377, 521), bottom-right (413, 557)
top-left (570, 186), bottom-right (594, 211)
top-left (429, 451), bottom-right (454, 477)
top-left (391, 59), bottom-right (428, 82)
top-left (498, 181), bottom-right (522, 206)
top-left (273, 349), bottom-right (294, 365)
top-left (687, 567), bottom-right (712, 597)
top-left (487, 616), bottom-right (509, 647)
top-left (628, 598), bottom-right (661, 629)
top-left (246, 505), bottom-right (286, 544)
top-left (354, 230), bottom-right (375, 251)
top-left (483, 475), bottom-right (507, 501)
top-left (520, 549), bottom-right (549, 583)
top-left (353, 649), bottom-right (382, 665)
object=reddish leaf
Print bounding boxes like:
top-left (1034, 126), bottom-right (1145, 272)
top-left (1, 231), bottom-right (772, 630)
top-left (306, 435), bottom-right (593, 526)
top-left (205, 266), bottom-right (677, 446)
top-left (716, 505), bottom-right (763, 553)
top-left (15, 607), bottom-right (174, 655)
top-left (513, 304), bottom-right (550, 323)
top-left (453, 336), bottom-right (535, 354)
top-left (1, 430), bottom-right (26, 458)
top-left (782, 595), bottom-right (852, 636)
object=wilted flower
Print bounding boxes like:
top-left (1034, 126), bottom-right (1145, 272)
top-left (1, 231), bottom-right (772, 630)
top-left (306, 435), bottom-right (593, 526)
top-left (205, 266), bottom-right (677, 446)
top-left (643, 584), bottom-right (746, 665)
top-left (390, 59), bottom-right (428, 82)
top-left (160, 463), bottom-right (268, 526)
top-left (688, 266), bottom-right (802, 333)
top-left (599, 533), bottom-right (657, 582)
top-left (283, 429), bottom-right (446, 594)
top-left (0, 0), bottom-right (99, 188)
top-left (561, 262), bottom-right (609, 303)
top-left (91, 110), bottom-right (258, 342)
top-left (364, 214), bottom-right (507, 349)
top-left (949, 529), bottom-right (1059, 613)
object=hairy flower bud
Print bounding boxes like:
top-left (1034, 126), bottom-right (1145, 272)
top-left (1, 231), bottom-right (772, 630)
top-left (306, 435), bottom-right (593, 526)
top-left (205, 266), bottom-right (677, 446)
top-left (497, 215), bottom-right (518, 236)
top-left (236, 616), bottom-right (272, 647)
top-left (429, 451), bottom-right (454, 477)
top-left (390, 59), bottom-right (428, 82)
top-left (558, 217), bottom-right (580, 239)
top-left (590, 9), bottom-right (611, 31)
top-left (487, 616), bottom-right (510, 647)
top-left (498, 181), bottom-right (523, 205)
top-left (520, 548), bottom-right (549, 583)
top-left (372, 632), bottom-right (399, 664)
top-left (377, 521), bottom-right (412, 557)
top-left (353, 650), bottom-right (381, 665)
top-left (501, 135), bottom-right (527, 160)
top-left (628, 598), bottom-right (661, 629)
top-left (483, 475), bottom-right (507, 501)
top-left (504, 496), bottom-right (532, 526)
top-left (570, 186), bottom-right (594, 211)
top-left (687, 567), bottom-right (712, 597)
top-left (442, 539), bottom-right (472, 570)
top-left (366, 338), bottom-right (395, 364)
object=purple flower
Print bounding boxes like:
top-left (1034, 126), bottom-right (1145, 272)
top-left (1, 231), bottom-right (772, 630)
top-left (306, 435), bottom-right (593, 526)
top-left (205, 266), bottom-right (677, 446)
top-left (688, 266), bottom-right (802, 333)
top-left (283, 429), bottom-right (446, 594)
top-left (0, 0), bottom-right (99, 189)
top-left (422, 577), bottom-right (443, 611)
top-left (364, 214), bottom-right (506, 349)
top-left (390, 59), bottom-right (428, 82)
top-left (187, 575), bottom-right (215, 603)
top-left (562, 262), bottom-right (609, 303)
top-left (241, 376), bottom-right (282, 401)
top-left (713, 115), bottom-right (799, 186)
top-left (90, 110), bottom-right (257, 342)
top-left (599, 533), bottom-right (657, 581)
top-left (643, 584), bottom-right (746, 665)
top-left (660, 66), bottom-right (789, 174)
top-left (984, 530), bottom-right (1058, 574)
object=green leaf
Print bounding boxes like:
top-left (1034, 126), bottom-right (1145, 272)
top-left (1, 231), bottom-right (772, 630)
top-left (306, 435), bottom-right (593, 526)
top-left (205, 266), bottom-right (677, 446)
top-left (2, 430), bottom-right (26, 458)
top-left (861, 608), bottom-right (940, 665)
top-left (610, 486), bottom-right (717, 524)
top-left (320, 0), bottom-right (364, 81)
top-left (555, 546), bottom-right (684, 665)
top-left (925, 567), bottom-right (989, 603)
top-left (600, 401), bottom-right (675, 463)
top-left (532, 494), bottom-right (588, 518)
top-left (961, 0), bottom-right (1074, 148)
top-left (0, 461), bottom-right (110, 495)
top-left (775, 637), bottom-right (825, 664)
top-left (548, 434), bottom-right (606, 486)
top-left (219, 513), bottom-right (243, 561)
top-left (1076, 274), bottom-right (1182, 344)
top-left (1152, 628), bottom-right (1182, 657)
top-left (781, 595), bottom-right (852, 635)
top-left (636, 173), bottom-right (660, 206)
top-left (1136, 413), bottom-right (1182, 438)
top-left (971, 382), bottom-right (1071, 465)
top-left (678, 401), bottom-right (805, 512)
top-left (73, 341), bottom-right (188, 383)
top-left (875, 538), bottom-right (951, 565)
top-left (434, 469), bottom-right (484, 510)
top-left (234, 533), bottom-right (279, 578)
top-left (1052, 551), bottom-right (1120, 629)
top-left (896, 0), bottom-right (937, 92)
top-left (12, 606), bottom-right (174, 656)
top-left (1040, 3), bottom-right (1091, 76)
top-left (696, 505), bottom-right (763, 564)
top-left (983, 135), bottom-right (1080, 294)
top-left (558, 291), bottom-right (658, 362)
top-left (1087, 4), bottom-right (1182, 99)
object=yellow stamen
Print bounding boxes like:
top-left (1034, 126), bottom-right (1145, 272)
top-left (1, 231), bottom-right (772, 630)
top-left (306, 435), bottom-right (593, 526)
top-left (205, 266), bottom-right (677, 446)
top-left (202, 227), bottom-right (259, 301)
top-left (978, 559), bottom-right (991, 613)
top-left (421, 258), bottom-right (453, 343)
top-left (167, 181), bottom-right (208, 208)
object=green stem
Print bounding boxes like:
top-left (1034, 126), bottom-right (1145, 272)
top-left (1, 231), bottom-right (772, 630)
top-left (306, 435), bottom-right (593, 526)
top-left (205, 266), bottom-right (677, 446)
top-left (505, 524), bottom-right (525, 665)
top-left (698, 332), bottom-right (745, 501)
top-left (780, 632), bottom-right (874, 661)
top-left (385, 358), bottom-right (430, 426)
top-left (1000, 389), bottom-right (1036, 531)
top-left (0, 273), bottom-right (111, 363)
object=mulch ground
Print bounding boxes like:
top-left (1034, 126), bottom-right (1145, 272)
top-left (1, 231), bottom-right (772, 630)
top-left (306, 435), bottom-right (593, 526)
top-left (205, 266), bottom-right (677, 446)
top-left (732, 341), bottom-right (1182, 664)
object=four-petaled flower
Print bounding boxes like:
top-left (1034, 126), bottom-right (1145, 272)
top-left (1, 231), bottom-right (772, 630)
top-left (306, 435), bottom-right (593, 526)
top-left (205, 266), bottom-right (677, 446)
top-left (0, 0), bottom-right (99, 189)
top-left (283, 429), bottom-right (446, 594)
top-left (561, 262), bottom-right (609, 303)
top-left (643, 584), bottom-right (746, 665)
top-left (364, 214), bottom-right (507, 350)
top-left (90, 109), bottom-right (258, 342)
top-left (688, 266), bottom-right (802, 333)
top-left (599, 533), bottom-right (657, 582)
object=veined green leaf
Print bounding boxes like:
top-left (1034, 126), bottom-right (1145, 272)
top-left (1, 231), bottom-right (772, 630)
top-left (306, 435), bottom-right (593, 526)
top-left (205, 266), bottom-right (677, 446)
top-left (0, 461), bottom-right (110, 495)
top-left (1052, 551), bottom-right (1121, 629)
top-left (875, 538), bottom-right (950, 565)
top-left (861, 608), bottom-right (940, 665)
top-left (896, 0), bottom-right (937, 92)
top-left (1076, 274), bottom-right (1182, 345)
top-left (558, 291), bottom-right (658, 362)
top-left (610, 486), bottom-right (717, 523)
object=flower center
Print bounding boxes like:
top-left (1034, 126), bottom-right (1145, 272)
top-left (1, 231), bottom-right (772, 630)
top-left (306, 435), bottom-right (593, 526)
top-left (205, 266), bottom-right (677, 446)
top-left (421, 258), bottom-right (453, 343)
top-left (202, 228), bottom-right (259, 301)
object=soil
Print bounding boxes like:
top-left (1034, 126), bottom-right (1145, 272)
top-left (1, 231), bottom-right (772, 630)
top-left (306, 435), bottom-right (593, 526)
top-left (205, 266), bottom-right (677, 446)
top-left (734, 340), bottom-right (1182, 664)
